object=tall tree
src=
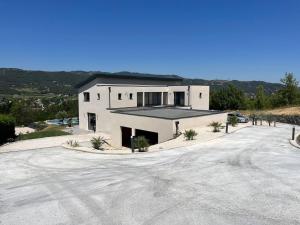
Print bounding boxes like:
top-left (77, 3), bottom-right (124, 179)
top-left (210, 84), bottom-right (246, 110)
top-left (255, 85), bottom-right (267, 110)
top-left (279, 72), bottom-right (299, 105)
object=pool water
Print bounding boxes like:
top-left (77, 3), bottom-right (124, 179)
top-left (46, 117), bottom-right (79, 125)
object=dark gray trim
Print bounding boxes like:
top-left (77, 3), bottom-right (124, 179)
top-left (75, 73), bottom-right (183, 88)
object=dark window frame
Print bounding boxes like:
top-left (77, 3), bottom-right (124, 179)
top-left (84, 92), bottom-right (90, 102)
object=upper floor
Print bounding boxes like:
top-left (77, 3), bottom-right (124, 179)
top-left (77, 73), bottom-right (209, 110)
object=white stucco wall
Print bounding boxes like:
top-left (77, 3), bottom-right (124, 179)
top-left (172, 112), bottom-right (228, 134)
top-left (189, 86), bottom-right (210, 110)
top-left (78, 79), bottom-right (211, 142)
top-left (110, 113), bottom-right (174, 147)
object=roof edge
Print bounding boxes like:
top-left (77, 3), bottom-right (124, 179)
top-left (75, 73), bottom-right (184, 89)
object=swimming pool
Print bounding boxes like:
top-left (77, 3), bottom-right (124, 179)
top-left (46, 117), bottom-right (79, 125)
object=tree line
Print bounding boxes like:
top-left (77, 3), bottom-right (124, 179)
top-left (0, 96), bottom-right (78, 126)
top-left (210, 73), bottom-right (300, 111)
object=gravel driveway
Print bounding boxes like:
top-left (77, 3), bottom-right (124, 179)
top-left (0, 124), bottom-right (300, 225)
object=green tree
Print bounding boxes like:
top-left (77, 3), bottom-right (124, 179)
top-left (56, 110), bottom-right (68, 121)
top-left (10, 100), bottom-right (34, 126)
top-left (279, 72), bottom-right (299, 105)
top-left (210, 84), bottom-right (246, 110)
top-left (254, 85), bottom-right (267, 110)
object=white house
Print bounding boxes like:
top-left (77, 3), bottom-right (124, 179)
top-left (77, 73), bottom-right (227, 147)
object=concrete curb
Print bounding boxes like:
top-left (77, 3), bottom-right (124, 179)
top-left (289, 133), bottom-right (300, 149)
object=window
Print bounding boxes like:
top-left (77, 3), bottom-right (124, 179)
top-left (97, 93), bottom-right (100, 100)
top-left (118, 93), bottom-right (122, 100)
top-left (199, 92), bottom-right (202, 99)
top-left (129, 93), bottom-right (133, 100)
top-left (84, 92), bottom-right (90, 102)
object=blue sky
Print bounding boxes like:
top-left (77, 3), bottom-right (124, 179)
top-left (0, 0), bottom-right (299, 82)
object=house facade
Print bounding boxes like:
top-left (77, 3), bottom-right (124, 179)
top-left (77, 73), bottom-right (227, 147)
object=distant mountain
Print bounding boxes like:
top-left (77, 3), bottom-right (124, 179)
top-left (0, 68), bottom-right (283, 96)
top-left (182, 78), bottom-right (283, 96)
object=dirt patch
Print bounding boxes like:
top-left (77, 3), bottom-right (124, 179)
top-left (241, 106), bottom-right (300, 116)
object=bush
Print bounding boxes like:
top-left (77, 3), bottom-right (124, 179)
top-left (90, 136), bottom-right (107, 150)
top-left (134, 136), bottom-right (150, 152)
top-left (29, 121), bottom-right (47, 131)
top-left (229, 115), bottom-right (239, 127)
top-left (0, 114), bottom-right (16, 145)
top-left (183, 129), bottom-right (198, 140)
top-left (67, 118), bottom-right (72, 127)
top-left (56, 110), bottom-right (68, 120)
top-left (67, 140), bottom-right (80, 147)
top-left (209, 122), bottom-right (222, 132)
top-left (264, 114), bottom-right (274, 126)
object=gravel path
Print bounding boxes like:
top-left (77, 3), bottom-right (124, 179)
top-left (0, 124), bottom-right (300, 225)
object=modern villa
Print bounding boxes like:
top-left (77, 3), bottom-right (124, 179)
top-left (76, 73), bottom-right (227, 147)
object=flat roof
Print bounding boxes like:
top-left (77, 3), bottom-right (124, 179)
top-left (111, 107), bottom-right (225, 120)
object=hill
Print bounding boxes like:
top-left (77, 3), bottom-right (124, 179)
top-left (0, 68), bottom-right (283, 96)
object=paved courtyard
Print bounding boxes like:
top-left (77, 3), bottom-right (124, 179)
top-left (0, 124), bottom-right (300, 225)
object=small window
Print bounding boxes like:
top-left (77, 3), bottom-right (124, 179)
top-left (97, 93), bottom-right (100, 100)
top-left (84, 92), bottom-right (90, 102)
top-left (199, 92), bottom-right (202, 99)
top-left (118, 93), bottom-right (122, 100)
top-left (129, 93), bottom-right (133, 100)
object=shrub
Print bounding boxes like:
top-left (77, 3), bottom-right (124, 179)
top-left (90, 136), bottom-right (107, 150)
top-left (183, 129), bottom-right (198, 140)
top-left (229, 115), bottom-right (239, 127)
top-left (67, 140), bottom-right (80, 147)
top-left (209, 122), bottom-right (222, 132)
top-left (249, 113), bottom-right (257, 125)
top-left (0, 114), bottom-right (16, 145)
top-left (29, 121), bottom-right (47, 131)
top-left (264, 114), bottom-right (274, 126)
top-left (67, 118), bottom-right (72, 127)
top-left (134, 136), bottom-right (150, 152)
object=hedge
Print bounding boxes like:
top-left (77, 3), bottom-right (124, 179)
top-left (271, 114), bottom-right (300, 126)
top-left (0, 114), bottom-right (16, 145)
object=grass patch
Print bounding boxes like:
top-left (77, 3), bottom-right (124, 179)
top-left (18, 126), bottom-right (70, 140)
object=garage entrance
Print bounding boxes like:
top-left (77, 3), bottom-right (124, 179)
top-left (121, 126), bottom-right (132, 148)
top-left (135, 129), bottom-right (158, 145)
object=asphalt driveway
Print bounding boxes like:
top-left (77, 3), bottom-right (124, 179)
top-left (0, 124), bottom-right (300, 225)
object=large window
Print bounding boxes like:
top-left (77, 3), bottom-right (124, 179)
top-left (84, 92), bottom-right (90, 102)
top-left (144, 92), bottom-right (162, 106)
top-left (174, 92), bottom-right (185, 106)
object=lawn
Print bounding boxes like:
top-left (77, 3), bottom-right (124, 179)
top-left (18, 126), bottom-right (70, 140)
